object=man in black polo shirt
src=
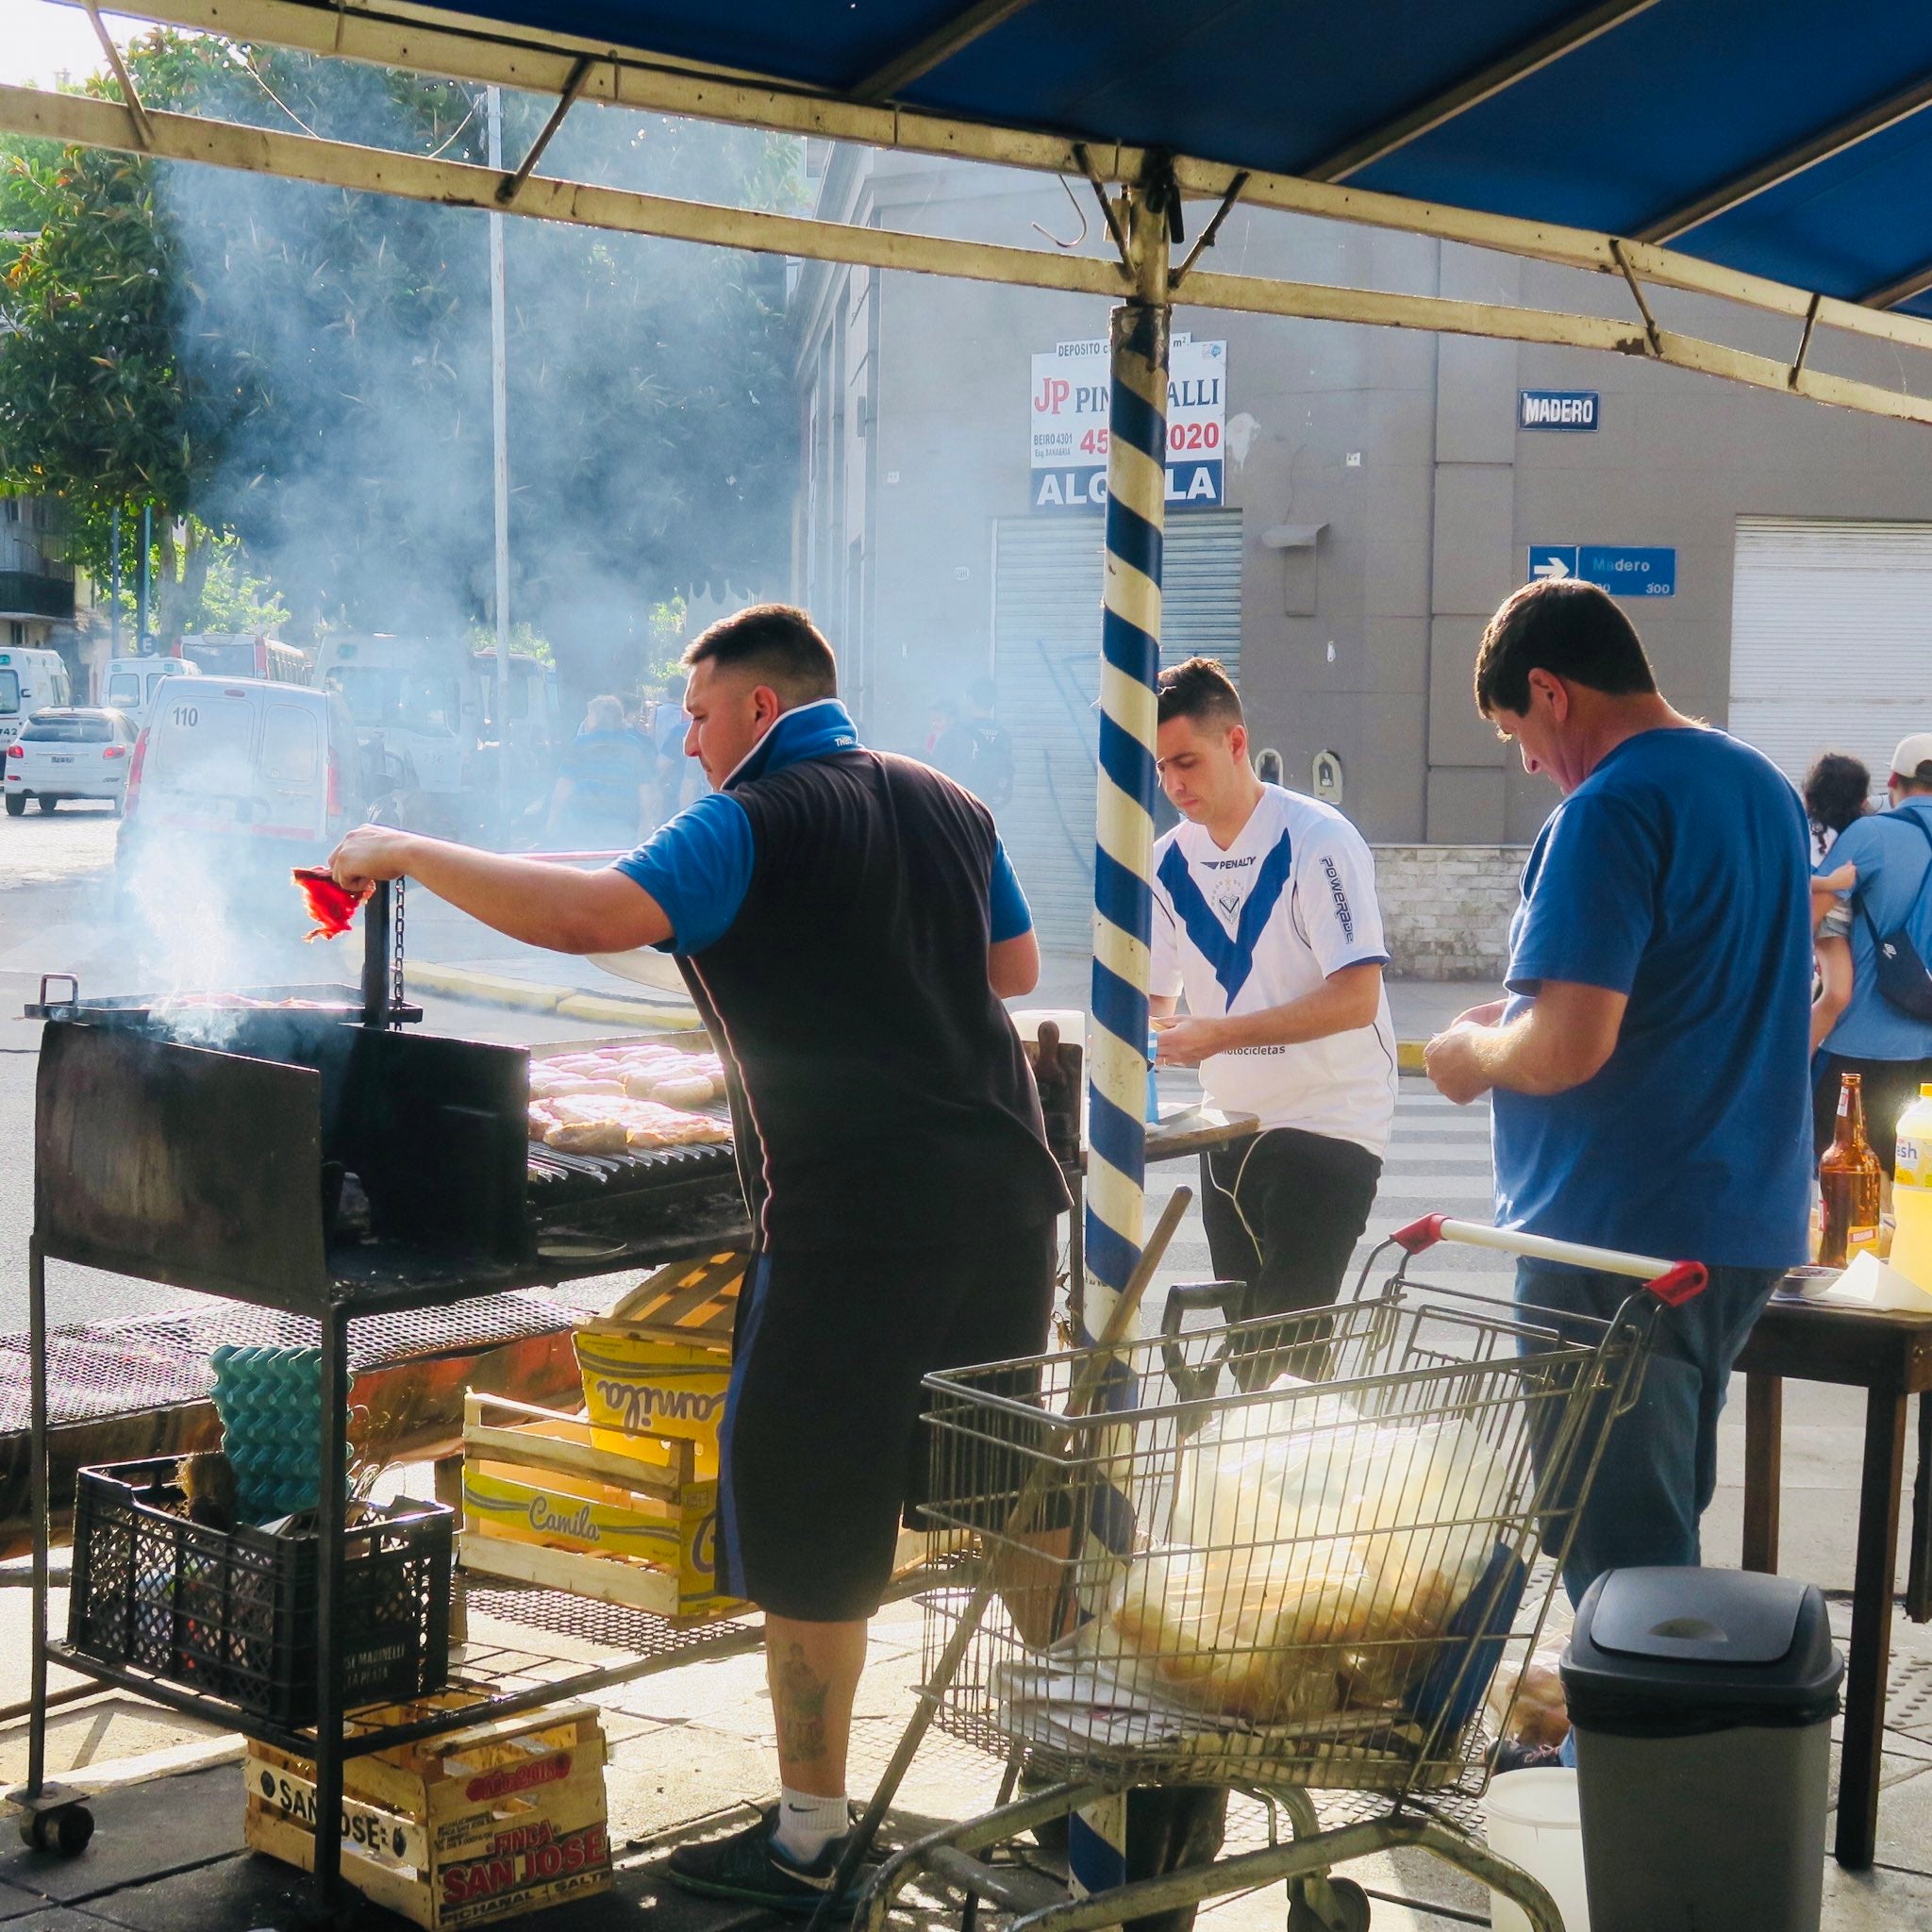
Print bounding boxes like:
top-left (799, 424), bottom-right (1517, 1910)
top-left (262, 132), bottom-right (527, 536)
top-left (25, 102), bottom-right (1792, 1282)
top-left (329, 606), bottom-right (1069, 1913)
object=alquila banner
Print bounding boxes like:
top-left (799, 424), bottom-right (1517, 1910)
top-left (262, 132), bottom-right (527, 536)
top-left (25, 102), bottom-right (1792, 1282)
top-left (1029, 336), bottom-right (1227, 512)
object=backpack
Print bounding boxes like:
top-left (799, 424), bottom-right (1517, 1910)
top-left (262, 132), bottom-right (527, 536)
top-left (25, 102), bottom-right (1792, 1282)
top-left (1855, 808), bottom-right (1932, 1024)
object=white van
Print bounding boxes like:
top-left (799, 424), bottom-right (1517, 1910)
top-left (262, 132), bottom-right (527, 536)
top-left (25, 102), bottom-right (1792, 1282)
top-left (0, 647), bottom-right (73, 754)
top-left (118, 676), bottom-right (367, 888)
top-left (103, 656), bottom-right (200, 727)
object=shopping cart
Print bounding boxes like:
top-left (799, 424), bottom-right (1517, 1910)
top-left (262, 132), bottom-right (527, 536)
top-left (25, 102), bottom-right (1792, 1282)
top-left (851, 1215), bottom-right (1707, 1932)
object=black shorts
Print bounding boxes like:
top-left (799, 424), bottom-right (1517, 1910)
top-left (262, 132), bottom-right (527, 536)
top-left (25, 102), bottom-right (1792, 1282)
top-left (716, 1220), bottom-right (1058, 1622)
top-left (1812, 1051), bottom-right (1932, 1176)
top-left (1198, 1127), bottom-right (1383, 1320)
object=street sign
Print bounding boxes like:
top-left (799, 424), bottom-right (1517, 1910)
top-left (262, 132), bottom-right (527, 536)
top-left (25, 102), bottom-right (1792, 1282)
top-left (1030, 336), bottom-right (1226, 512)
top-left (1525, 544), bottom-right (1675, 598)
top-left (1519, 389), bottom-right (1599, 430)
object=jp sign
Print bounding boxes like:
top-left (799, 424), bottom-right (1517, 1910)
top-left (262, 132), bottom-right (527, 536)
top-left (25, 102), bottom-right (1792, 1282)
top-left (1526, 544), bottom-right (1676, 598)
top-left (1030, 337), bottom-right (1226, 512)
top-left (1519, 390), bottom-right (1599, 431)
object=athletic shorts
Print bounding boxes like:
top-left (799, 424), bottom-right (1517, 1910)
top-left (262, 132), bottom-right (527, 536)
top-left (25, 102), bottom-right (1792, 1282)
top-left (716, 1219), bottom-right (1058, 1622)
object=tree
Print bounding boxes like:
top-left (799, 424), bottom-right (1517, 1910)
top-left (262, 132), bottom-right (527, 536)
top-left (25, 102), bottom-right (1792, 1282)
top-left (0, 31), bottom-right (798, 675)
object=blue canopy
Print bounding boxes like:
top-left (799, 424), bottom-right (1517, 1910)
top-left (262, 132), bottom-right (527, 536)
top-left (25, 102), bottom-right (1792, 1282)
top-left (399, 0), bottom-right (1932, 318)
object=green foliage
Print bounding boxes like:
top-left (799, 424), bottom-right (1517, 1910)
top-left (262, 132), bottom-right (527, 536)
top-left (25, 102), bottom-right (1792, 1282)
top-left (0, 30), bottom-right (797, 678)
top-left (465, 617), bottom-right (554, 665)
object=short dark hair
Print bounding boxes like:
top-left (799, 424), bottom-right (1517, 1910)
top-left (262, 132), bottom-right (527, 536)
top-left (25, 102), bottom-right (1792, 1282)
top-left (1474, 580), bottom-right (1657, 716)
top-left (1802, 752), bottom-right (1871, 839)
top-left (1158, 656), bottom-right (1243, 730)
top-left (682, 603), bottom-right (837, 703)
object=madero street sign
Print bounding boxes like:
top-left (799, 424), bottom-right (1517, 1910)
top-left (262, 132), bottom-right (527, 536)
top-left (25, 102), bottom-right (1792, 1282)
top-left (1519, 389), bottom-right (1599, 430)
top-left (1526, 544), bottom-right (1675, 598)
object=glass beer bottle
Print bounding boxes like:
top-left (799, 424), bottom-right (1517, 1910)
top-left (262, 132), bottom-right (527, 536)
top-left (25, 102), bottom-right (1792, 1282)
top-left (1819, 1072), bottom-right (1883, 1268)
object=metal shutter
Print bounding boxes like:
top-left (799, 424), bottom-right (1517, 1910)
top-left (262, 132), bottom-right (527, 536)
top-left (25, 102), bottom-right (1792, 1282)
top-left (993, 510), bottom-right (1243, 950)
top-left (1730, 517), bottom-right (1932, 788)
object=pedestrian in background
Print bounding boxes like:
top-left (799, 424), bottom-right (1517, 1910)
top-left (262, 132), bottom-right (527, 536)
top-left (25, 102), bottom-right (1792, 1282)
top-left (1803, 751), bottom-right (1867, 1049)
top-left (547, 694), bottom-right (656, 849)
top-left (1424, 578), bottom-right (1812, 1608)
top-left (1808, 734), bottom-right (1932, 1174)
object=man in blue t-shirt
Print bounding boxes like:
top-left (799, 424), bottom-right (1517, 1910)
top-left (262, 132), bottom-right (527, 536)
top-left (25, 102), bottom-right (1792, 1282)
top-left (1424, 579), bottom-right (1812, 1607)
top-left (1811, 732), bottom-right (1932, 1172)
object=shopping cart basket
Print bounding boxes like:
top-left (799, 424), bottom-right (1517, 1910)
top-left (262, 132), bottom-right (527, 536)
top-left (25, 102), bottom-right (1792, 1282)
top-left (853, 1216), bottom-right (1707, 1932)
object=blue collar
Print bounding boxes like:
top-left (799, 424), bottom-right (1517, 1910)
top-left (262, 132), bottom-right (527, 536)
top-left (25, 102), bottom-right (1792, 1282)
top-left (723, 698), bottom-right (862, 791)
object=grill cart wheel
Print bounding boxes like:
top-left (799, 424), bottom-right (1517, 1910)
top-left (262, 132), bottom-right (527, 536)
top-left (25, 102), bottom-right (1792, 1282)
top-left (1286, 1874), bottom-right (1371, 1932)
top-left (19, 1801), bottom-right (93, 1857)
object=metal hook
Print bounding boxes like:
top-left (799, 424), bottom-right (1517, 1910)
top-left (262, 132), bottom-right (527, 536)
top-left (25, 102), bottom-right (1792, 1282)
top-left (1030, 174), bottom-right (1090, 252)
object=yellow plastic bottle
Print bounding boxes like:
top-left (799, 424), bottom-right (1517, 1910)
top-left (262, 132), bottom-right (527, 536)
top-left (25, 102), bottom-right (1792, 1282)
top-left (1893, 1085), bottom-right (1932, 1291)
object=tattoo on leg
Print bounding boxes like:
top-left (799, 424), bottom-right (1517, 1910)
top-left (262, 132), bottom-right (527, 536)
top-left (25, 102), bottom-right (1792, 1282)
top-left (774, 1643), bottom-right (829, 1763)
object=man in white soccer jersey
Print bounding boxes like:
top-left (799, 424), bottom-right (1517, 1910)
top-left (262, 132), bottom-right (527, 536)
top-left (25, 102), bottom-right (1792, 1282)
top-left (1151, 658), bottom-right (1396, 1339)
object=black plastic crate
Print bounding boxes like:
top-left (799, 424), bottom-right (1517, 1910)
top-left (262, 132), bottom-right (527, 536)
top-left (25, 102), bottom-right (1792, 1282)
top-left (67, 1457), bottom-right (452, 1730)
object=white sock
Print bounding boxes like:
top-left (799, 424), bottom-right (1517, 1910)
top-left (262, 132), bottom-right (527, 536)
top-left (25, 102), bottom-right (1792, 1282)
top-left (773, 1785), bottom-right (848, 1864)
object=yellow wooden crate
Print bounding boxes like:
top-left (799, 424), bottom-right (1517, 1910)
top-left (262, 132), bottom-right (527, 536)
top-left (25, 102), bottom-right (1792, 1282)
top-left (607, 1250), bottom-right (747, 1343)
top-left (572, 1324), bottom-right (730, 1446)
top-left (458, 1392), bottom-right (741, 1623)
top-left (243, 1690), bottom-right (610, 1929)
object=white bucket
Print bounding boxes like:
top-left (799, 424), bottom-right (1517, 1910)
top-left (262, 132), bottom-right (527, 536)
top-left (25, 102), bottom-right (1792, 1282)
top-left (1484, 1768), bottom-right (1590, 1932)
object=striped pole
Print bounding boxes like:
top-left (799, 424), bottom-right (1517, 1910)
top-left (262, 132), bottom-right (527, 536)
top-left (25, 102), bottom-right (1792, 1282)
top-left (1084, 214), bottom-right (1171, 1351)
top-left (1071, 178), bottom-right (1172, 1918)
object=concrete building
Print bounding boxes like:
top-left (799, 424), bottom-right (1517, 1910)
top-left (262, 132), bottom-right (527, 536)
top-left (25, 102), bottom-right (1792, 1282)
top-left (0, 497), bottom-right (75, 651)
top-left (791, 148), bottom-right (1932, 961)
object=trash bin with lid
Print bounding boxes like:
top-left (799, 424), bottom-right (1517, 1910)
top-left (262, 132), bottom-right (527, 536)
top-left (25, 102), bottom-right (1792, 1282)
top-left (1561, 1566), bottom-right (1842, 1932)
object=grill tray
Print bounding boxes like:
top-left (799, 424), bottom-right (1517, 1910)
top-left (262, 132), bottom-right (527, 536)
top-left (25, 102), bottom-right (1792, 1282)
top-left (525, 1139), bottom-right (738, 1211)
top-left (25, 978), bottom-right (425, 1027)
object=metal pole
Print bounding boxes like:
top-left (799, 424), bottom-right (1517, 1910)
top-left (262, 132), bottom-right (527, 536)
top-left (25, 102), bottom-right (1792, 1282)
top-left (487, 85), bottom-right (512, 845)
top-left (1072, 166), bottom-right (1173, 1921)
top-left (108, 509), bottom-right (121, 658)
top-left (1082, 178), bottom-right (1171, 1349)
top-left (26, 1240), bottom-right (47, 1801)
top-left (136, 505), bottom-right (151, 654)
top-left (311, 1301), bottom-right (350, 1907)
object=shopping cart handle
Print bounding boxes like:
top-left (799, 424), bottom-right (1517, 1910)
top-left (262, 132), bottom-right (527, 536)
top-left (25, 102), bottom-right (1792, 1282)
top-left (1391, 1214), bottom-right (1450, 1255)
top-left (1388, 1215), bottom-right (1707, 1303)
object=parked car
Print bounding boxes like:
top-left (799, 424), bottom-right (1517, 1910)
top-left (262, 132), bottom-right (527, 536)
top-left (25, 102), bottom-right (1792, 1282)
top-left (3, 708), bottom-right (138, 816)
top-left (0, 647), bottom-right (74, 756)
top-left (116, 677), bottom-right (368, 895)
top-left (102, 656), bottom-right (201, 727)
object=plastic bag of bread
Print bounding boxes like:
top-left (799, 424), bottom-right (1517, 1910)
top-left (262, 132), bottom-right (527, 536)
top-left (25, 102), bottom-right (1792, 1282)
top-left (1486, 1637), bottom-right (1571, 1748)
top-left (1096, 1385), bottom-right (1512, 1726)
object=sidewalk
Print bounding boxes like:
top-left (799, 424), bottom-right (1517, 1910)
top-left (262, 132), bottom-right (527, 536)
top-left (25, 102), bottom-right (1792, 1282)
top-left (0, 1566), bottom-right (1924, 1931)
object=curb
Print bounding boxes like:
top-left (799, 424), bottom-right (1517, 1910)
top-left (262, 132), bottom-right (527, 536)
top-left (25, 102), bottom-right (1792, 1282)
top-left (407, 963), bottom-right (700, 1031)
top-left (1396, 1040), bottom-right (1427, 1074)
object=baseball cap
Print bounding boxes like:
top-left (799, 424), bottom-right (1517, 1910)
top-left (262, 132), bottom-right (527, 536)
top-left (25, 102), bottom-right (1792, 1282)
top-left (1891, 733), bottom-right (1932, 784)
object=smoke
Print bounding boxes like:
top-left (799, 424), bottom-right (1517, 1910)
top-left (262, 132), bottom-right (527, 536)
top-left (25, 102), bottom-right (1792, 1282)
top-left (142, 38), bottom-right (798, 698)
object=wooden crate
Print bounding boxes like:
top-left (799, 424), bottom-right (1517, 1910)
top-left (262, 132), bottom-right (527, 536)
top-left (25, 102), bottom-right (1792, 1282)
top-left (243, 1691), bottom-right (610, 1929)
top-left (572, 1324), bottom-right (730, 1446)
top-left (458, 1392), bottom-right (741, 1623)
top-left (606, 1251), bottom-right (746, 1343)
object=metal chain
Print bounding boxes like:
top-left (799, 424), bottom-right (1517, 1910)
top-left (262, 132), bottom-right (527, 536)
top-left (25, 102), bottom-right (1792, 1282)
top-left (391, 875), bottom-right (406, 1025)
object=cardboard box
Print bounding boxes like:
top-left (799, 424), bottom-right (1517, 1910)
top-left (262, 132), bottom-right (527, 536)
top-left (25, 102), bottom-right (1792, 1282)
top-left (244, 1692), bottom-right (610, 1929)
top-left (572, 1324), bottom-right (730, 1446)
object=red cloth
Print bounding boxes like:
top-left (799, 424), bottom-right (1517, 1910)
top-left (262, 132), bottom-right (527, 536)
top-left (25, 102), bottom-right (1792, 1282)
top-left (291, 866), bottom-right (361, 943)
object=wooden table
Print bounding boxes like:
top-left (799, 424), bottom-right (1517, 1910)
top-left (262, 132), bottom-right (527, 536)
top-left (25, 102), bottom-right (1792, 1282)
top-left (1737, 1292), bottom-right (1932, 1869)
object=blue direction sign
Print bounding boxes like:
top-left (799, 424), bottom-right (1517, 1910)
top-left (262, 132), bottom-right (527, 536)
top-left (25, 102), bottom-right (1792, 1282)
top-left (1520, 389), bottom-right (1599, 431)
top-left (1526, 544), bottom-right (1675, 598)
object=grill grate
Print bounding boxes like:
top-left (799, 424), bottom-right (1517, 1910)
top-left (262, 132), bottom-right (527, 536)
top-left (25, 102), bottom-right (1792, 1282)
top-left (0, 1289), bottom-right (599, 1432)
top-left (463, 1584), bottom-right (760, 1663)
